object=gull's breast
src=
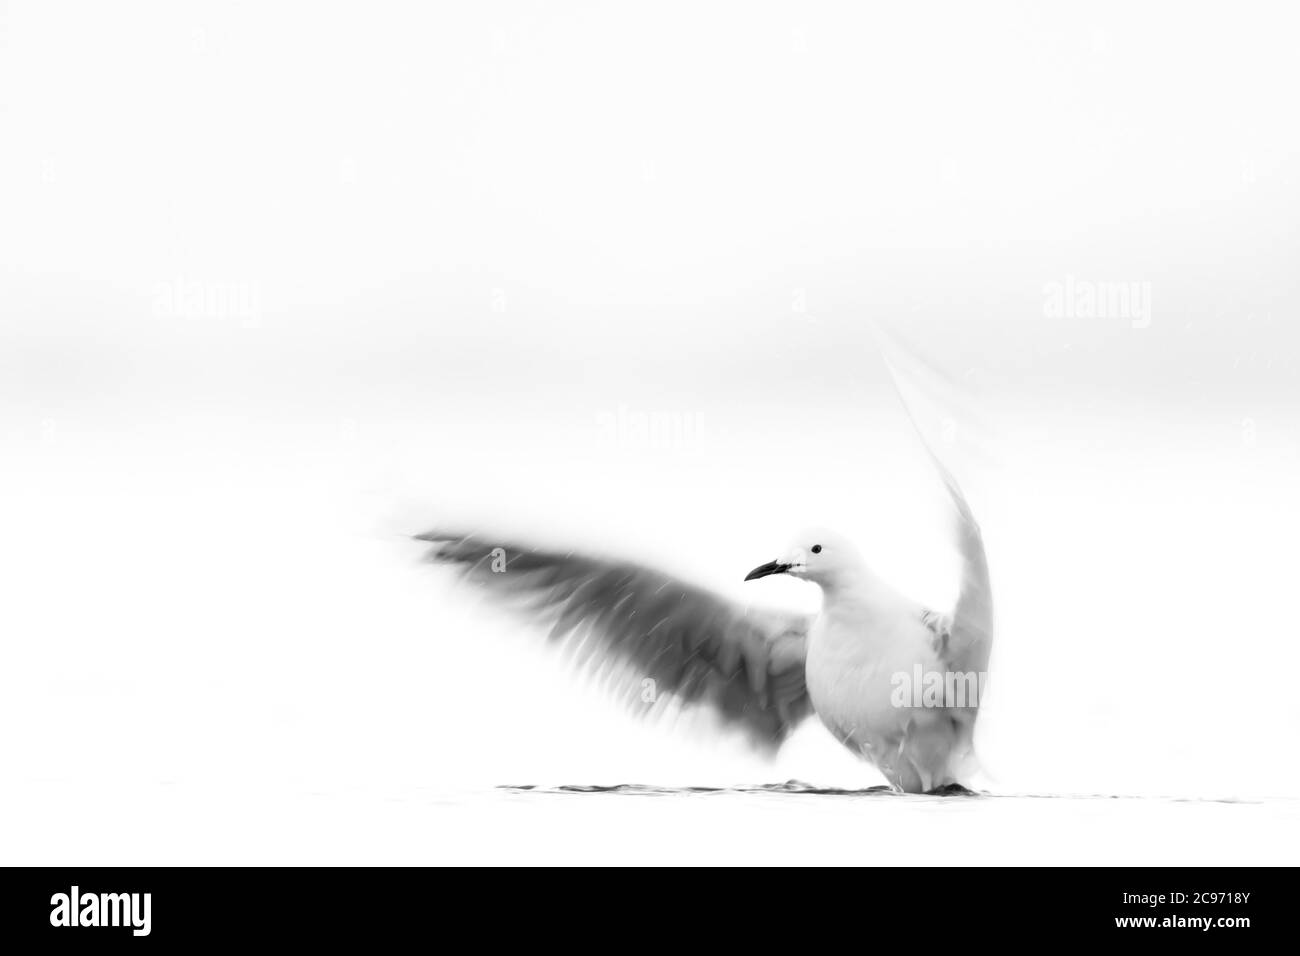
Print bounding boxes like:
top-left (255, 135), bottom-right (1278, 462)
top-left (805, 605), bottom-right (947, 762)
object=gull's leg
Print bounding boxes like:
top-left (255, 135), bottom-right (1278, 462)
top-left (904, 713), bottom-right (976, 794)
top-left (892, 737), bottom-right (928, 793)
top-left (895, 762), bottom-right (924, 793)
top-left (861, 738), bottom-right (904, 792)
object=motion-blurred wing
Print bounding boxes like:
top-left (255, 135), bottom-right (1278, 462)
top-left (877, 327), bottom-right (994, 678)
top-left (936, 458), bottom-right (993, 676)
top-left (416, 531), bottom-right (813, 749)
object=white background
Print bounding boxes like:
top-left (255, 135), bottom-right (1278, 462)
top-left (2, 1), bottom-right (1299, 863)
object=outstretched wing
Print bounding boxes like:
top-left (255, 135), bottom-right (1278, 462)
top-left (416, 531), bottom-right (813, 749)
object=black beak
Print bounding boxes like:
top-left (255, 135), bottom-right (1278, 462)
top-left (744, 560), bottom-right (791, 582)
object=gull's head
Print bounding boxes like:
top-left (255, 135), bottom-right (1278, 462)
top-left (743, 528), bottom-right (865, 590)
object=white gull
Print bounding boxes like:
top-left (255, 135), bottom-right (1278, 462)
top-left (416, 364), bottom-right (992, 793)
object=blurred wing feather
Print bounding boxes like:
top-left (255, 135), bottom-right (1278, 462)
top-left (417, 531), bottom-right (812, 749)
top-left (878, 341), bottom-right (995, 679)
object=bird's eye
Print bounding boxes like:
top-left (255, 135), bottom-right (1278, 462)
top-left (811, 544), bottom-right (822, 554)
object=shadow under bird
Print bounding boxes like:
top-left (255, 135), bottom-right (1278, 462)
top-left (417, 388), bottom-right (992, 794)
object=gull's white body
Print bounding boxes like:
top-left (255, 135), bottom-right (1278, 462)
top-left (804, 564), bottom-right (974, 792)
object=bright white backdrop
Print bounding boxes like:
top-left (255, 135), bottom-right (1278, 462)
top-left (2, 1), bottom-right (1299, 864)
